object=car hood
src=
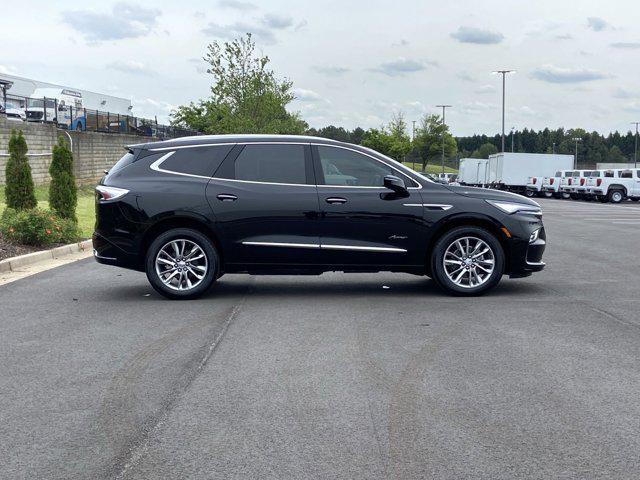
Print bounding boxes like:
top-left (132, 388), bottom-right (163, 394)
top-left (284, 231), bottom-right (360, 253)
top-left (444, 184), bottom-right (540, 207)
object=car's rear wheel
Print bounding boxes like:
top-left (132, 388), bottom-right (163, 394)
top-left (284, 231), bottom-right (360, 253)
top-left (431, 227), bottom-right (505, 296)
top-left (543, 191), bottom-right (553, 198)
top-left (525, 189), bottom-right (535, 198)
top-left (145, 228), bottom-right (219, 300)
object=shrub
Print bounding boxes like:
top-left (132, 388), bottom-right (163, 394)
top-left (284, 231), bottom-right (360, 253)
top-left (0, 208), bottom-right (80, 246)
top-left (5, 129), bottom-right (37, 211)
top-left (49, 136), bottom-right (77, 221)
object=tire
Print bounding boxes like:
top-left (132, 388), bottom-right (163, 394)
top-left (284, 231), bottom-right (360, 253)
top-left (431, 226), bottom-right (505, 296)
top-left (569, 193), bottom-right (579, 200)
top-left (608, 189), bottom-right (624, 204)
top-left (145, 228), bottom-right (219, 300)
top-left (543, 191), bottom-right (553, 198)
top-left (525, 189), bottom-right (535, 198)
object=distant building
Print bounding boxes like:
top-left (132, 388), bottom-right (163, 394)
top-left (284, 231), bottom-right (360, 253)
top-left (0, 73), bottom-right (132, 116)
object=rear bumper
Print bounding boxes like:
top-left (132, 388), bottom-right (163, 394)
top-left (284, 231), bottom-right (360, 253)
top-left (92, 231), bottom-right (143, 271)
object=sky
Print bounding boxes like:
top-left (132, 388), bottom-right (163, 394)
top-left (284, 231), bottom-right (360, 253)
top-left (2, 0), bottom-right (639, 136)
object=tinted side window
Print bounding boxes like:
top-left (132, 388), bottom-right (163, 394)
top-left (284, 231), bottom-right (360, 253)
top-left (620, 170), bottom-right (632, 178)
top-left (318, 146), bottom-right (412, 187)
top-left (110, 151), bottom-right (136, 173)
top-left (161, 145), bottom-right (233, 177)
top-left (604, 170), bottom-right (614, 178)
top-left (234, 144), bottom-right (307, 184)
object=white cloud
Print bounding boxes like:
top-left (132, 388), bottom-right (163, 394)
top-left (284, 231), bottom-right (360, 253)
top-left (451, 26), bottom-right (504, 44)
top-left (372, 58), bottom-right (427, 76)
top-left (474, 84), bottom-right (496, 94)
top-left (62, 3), bottom-right (161, 42)
top-left (292, 88), bottom-right (324, 102)
top-left (587, 17), bottom-right (609, 32)
top-left (107, 60), bottom-right (154, 76)
top-left (610, 42), bottom-right (640, 49)
top-left (217, 0), bottom-right (256, 10)
top-left (531, 65), bottom-right (610, 83)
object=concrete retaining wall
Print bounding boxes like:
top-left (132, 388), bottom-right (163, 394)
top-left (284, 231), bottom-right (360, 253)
top-left (0, 117), bottom-right (160, 185)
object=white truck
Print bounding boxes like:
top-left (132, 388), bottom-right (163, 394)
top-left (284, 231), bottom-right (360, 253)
top-left (458, 158), bottom-right (489, 186)
top-left (541, 170), bottom-right (574, 198)
top-left (585, 169), bottom-right (640, 203)
top-left (487, 153), bottom-right (574, 195)
top-left (525, 176), bottom-right (544, 197)
top-left (560, 170), bottom-right (592, 200)
top-left (25, 87), bottom-right (85, 130)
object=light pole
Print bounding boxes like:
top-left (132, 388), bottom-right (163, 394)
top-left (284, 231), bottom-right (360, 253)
top-left (552, 142), bottom-right (556, 154)
top-left (632, 122), bottom-right (639, 168)
top-left (493, 70), bottom-right (515, 153)
top-left (436, 104), bottom-right (452, 174)
top-left (572, 137), bottom-right (581, 169)
top-left (511, 127), bottom-right (515, 152)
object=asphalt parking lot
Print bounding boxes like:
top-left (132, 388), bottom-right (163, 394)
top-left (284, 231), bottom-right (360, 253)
top-left (2, 198), bottom-right (640, 479)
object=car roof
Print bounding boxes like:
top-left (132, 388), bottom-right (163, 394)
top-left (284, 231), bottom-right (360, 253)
top-left (128, 134), bottom-right (347, 151)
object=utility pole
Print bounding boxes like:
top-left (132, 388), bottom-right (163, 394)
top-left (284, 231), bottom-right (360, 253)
top-left (493, 70), bottom-right (515, 153)
top-left (572, 137), bottom-right (581, 169)
top-left (632, 122), bottom-right (640, 168)
top-left (412, 120), bottom-right (416, 141)
top-left (436, 105), bottom-right (452, 174)
top-left (511, 127), bottom-right (515, 152)
top-left (552, 142), bottom-right (556, 154)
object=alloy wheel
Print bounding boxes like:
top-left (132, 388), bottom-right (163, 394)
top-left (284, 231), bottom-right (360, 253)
top-left (443, 236), bottom-right (495, 289)
top-left (155, 239), bottom-right (208, 291)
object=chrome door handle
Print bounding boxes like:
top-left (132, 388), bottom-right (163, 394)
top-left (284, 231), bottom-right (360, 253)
top-left (217, 194), bottom-right (237, 201)
top-left (325, 197), bottom-right (347, 204)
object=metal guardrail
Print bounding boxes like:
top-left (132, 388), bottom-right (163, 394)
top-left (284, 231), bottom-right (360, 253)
top-left (1, 93), bottom-right (198, 140)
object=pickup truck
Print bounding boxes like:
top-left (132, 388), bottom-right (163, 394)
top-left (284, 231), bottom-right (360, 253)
top-left (585, 169), bottom-right (640, 203)
top-left (561, 170), bottom-right (592, 200)
top-left (525, 176), bottom-right (544, 197)
top-left (542, 170), bottom-right (573, 198)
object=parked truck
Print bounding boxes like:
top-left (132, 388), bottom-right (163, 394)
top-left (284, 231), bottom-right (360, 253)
top-left (458, 158), bottom-right (489, 186)
top-left (486, 153), bottom-right (574, 194)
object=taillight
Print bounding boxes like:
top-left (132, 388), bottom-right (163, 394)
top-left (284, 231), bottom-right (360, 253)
top-left (550, 178), bottom-right (554, 185)
top-left (580, 178), bottom-right (585, 186)
top-left (533, 178), bottom-right (537, 184)
top-left (597, 179), bottom-right (602, 187)
top-left (568, 178), bottom-right (572, 185)
top-left (96, 185), bottom-right (129, 202)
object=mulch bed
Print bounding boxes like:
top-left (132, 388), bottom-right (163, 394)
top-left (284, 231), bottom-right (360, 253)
top-left (0, 233), bottom-right (41, 262)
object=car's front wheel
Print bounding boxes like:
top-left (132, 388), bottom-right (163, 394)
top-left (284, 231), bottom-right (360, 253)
top-left (145, 228), bottom-right (219, 300)
top-left (431, 227), bottom-right (505, 296)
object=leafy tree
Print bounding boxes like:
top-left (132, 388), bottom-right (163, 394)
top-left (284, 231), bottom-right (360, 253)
top-left (362, 128), bottom-right (394, 157)
top-left (413, 114), bottom-right (457, 169)
top-left (387, 112), bottom-right (412, 161)
top-left (172, 33), bottom-right (307, 134)
top-left (471, 143), bottom-right (498, 159)
top-left (49, 136), bottom-right (77, 221)
top-left (4, 129), bottom-right (36, 211)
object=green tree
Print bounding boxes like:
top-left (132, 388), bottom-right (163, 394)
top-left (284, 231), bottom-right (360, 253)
top-left (172, 33), bottom-right (307, 134)
top-left (471, 143), bottom-right (498, 159)
top-left (49, 136), bottom-right (77, 221)
top-left (4, 129), bottom-right (37, 211)
top-left (362, 128), bottom-right (394, 157)
top-left (413, 114), bottom-right (457, 169)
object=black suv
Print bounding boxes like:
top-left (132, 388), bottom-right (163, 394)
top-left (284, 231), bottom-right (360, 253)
top-left (93, 135), bottom-right (545, 299)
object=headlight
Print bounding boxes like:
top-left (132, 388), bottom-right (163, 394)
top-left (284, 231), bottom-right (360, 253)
top-left (96, 185), bottom-right (129, 202)
top-left (486, 200), bottom-right (542, 215)
top-left (529, 228), bottom-right (540, 243)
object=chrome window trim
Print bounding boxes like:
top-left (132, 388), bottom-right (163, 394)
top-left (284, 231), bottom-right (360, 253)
top-left (241, 241), bottom-right (406, 253)
top-left (312, 143), bottom-right (422, 190)
top-left (403, 203), bottom-right (453, 210)
top-left (148, 141), bottom-right (424, 189)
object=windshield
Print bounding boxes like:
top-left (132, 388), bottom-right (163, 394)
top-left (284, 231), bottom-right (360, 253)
top-left (27, 98), bottom-right (55, 109)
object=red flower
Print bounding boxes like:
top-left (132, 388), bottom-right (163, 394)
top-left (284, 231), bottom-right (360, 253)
top-left (46, 229), bottom-right (52, 235)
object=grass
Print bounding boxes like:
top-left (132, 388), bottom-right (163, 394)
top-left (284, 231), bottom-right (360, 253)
top-left (0, 185), bottom-right (95, 239)
top-left (401, 162), bottom-right (458, 175)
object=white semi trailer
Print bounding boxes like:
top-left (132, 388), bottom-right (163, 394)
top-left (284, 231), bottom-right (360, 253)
top-left (458, 158), bottom-right (489, 186)
top-left (486, 153), bottom-right (574, 194)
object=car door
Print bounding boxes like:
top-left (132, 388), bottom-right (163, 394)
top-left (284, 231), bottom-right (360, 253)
top-left (312, 144), bottom-right (429, 267)
top-left (206, 142), bottom-right (321, 267)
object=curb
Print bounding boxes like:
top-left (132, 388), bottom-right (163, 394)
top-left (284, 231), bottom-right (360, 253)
top-left (0, 239), bottom-right (92, 273)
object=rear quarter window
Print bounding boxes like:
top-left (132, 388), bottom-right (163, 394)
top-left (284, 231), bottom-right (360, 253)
top-left (160, 145), bottom-right (234, 177)
top-left (110, 151), bottom-right (137, 173)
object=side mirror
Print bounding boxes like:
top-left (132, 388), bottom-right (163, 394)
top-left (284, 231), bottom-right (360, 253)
top-left (384, 175), bottom-right (407, 194)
